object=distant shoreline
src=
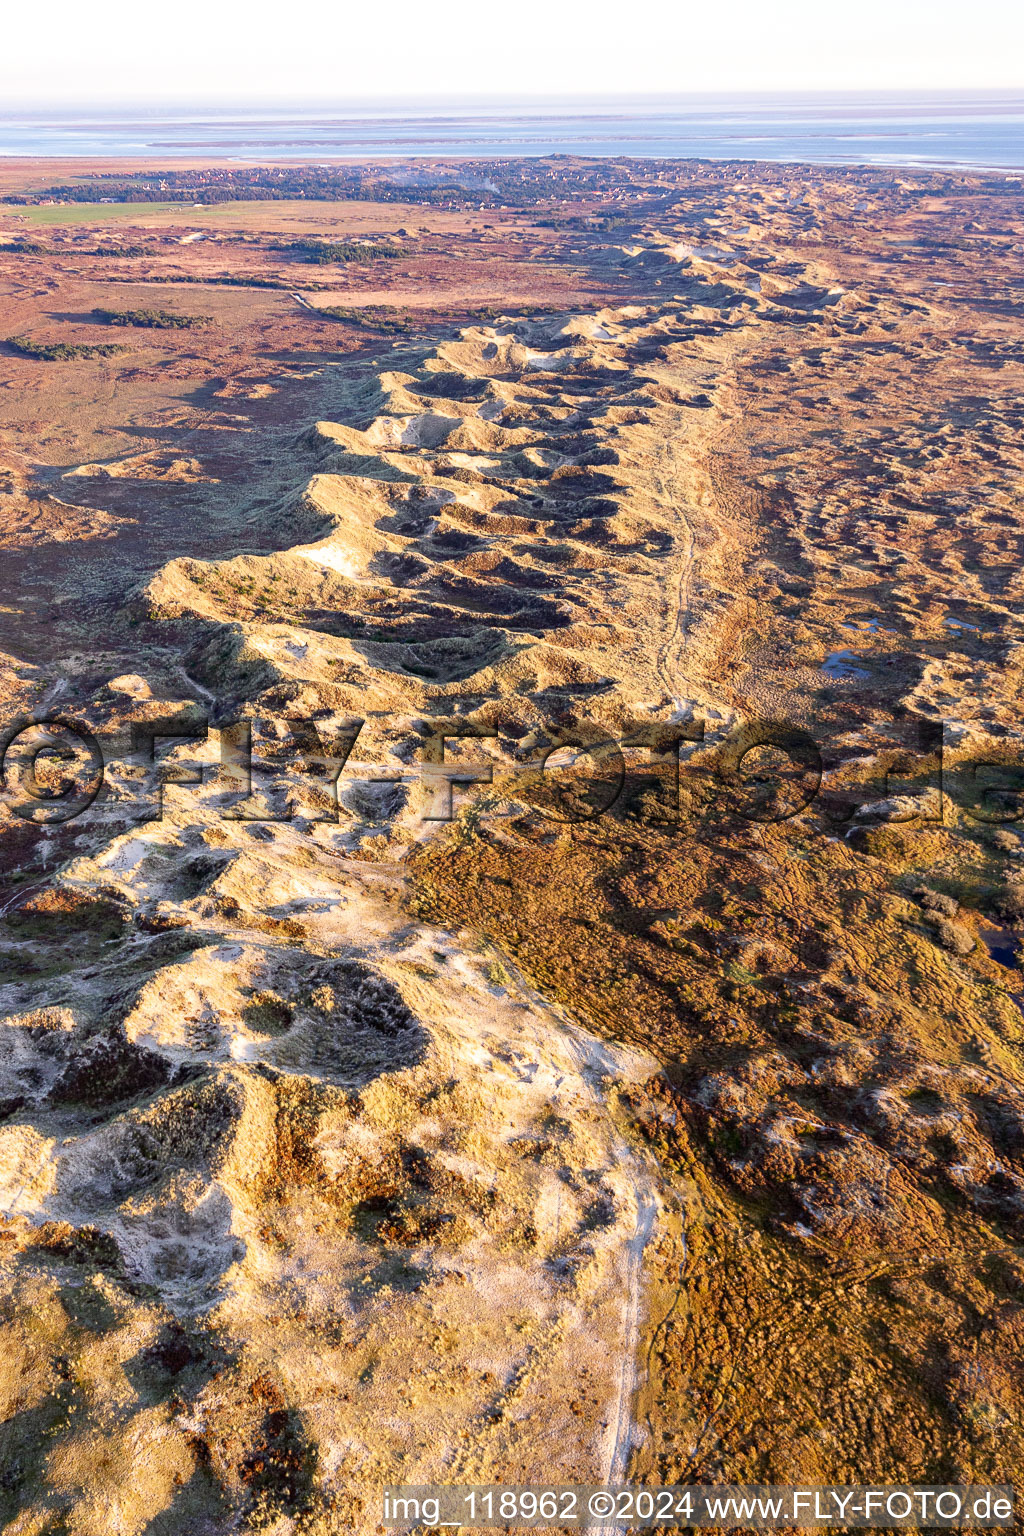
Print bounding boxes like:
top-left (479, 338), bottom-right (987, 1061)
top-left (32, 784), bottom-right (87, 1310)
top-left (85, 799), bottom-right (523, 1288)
top-left (0, 97), bottom-right (1021, 170)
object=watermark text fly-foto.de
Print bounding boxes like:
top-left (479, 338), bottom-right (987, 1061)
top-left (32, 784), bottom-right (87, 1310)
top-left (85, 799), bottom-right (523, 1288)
top-left (381, 1483), bottom-right (1014, 1528)
top-left (0, 703), bottom-right (1020, 830)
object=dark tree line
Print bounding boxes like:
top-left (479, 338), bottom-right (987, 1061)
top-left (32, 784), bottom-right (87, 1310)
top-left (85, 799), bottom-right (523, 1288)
top-left (5, 335), bottom-right (128, 361)
top-left (92, 308), bottom-right (212, 329)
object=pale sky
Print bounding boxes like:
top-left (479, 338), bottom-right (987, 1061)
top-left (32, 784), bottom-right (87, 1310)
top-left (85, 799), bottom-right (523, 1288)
top-left (2, 0), bottom-right (1022, 105)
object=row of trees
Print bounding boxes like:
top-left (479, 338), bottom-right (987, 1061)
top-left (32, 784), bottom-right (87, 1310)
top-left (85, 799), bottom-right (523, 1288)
top-left (5, 335), bottom-right (128, 361)
top-left (284, 239), bottom-right (403, 265)
top-left (92, 308), bottom-right (212, 329)
top-left (319, 306), bottom-right (413, 335)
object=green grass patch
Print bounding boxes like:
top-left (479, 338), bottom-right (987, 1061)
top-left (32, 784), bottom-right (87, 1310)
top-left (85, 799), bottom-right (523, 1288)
top-left (4, 201), bottom-right (191, 224)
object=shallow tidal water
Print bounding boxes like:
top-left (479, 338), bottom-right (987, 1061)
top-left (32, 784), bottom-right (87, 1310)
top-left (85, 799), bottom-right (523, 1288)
top-left (2, 93), bottom-right (1023, 169)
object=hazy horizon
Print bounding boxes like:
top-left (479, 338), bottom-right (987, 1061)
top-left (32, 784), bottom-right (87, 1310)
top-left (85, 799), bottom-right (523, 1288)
top-left (4, 0), bottom-right (1023, 106)
top-left (3, 87), bottom-right (1024, 116)
top-left (2, 89), bottom-right (1020, 172)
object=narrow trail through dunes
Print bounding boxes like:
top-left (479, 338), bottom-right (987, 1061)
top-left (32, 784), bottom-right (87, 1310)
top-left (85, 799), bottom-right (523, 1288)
top-left (479, 936), bottom-right (664, 1501)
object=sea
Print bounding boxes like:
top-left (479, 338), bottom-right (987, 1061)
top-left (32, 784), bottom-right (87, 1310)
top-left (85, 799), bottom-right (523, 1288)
top-left (0, 93), bottom-right (1022, 171)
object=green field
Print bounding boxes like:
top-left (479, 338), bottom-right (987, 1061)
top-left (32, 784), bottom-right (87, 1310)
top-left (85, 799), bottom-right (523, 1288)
top-left (0, 199), bottom-right (423, 233)
top-left (3, 201), bottom-right (208, 225)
